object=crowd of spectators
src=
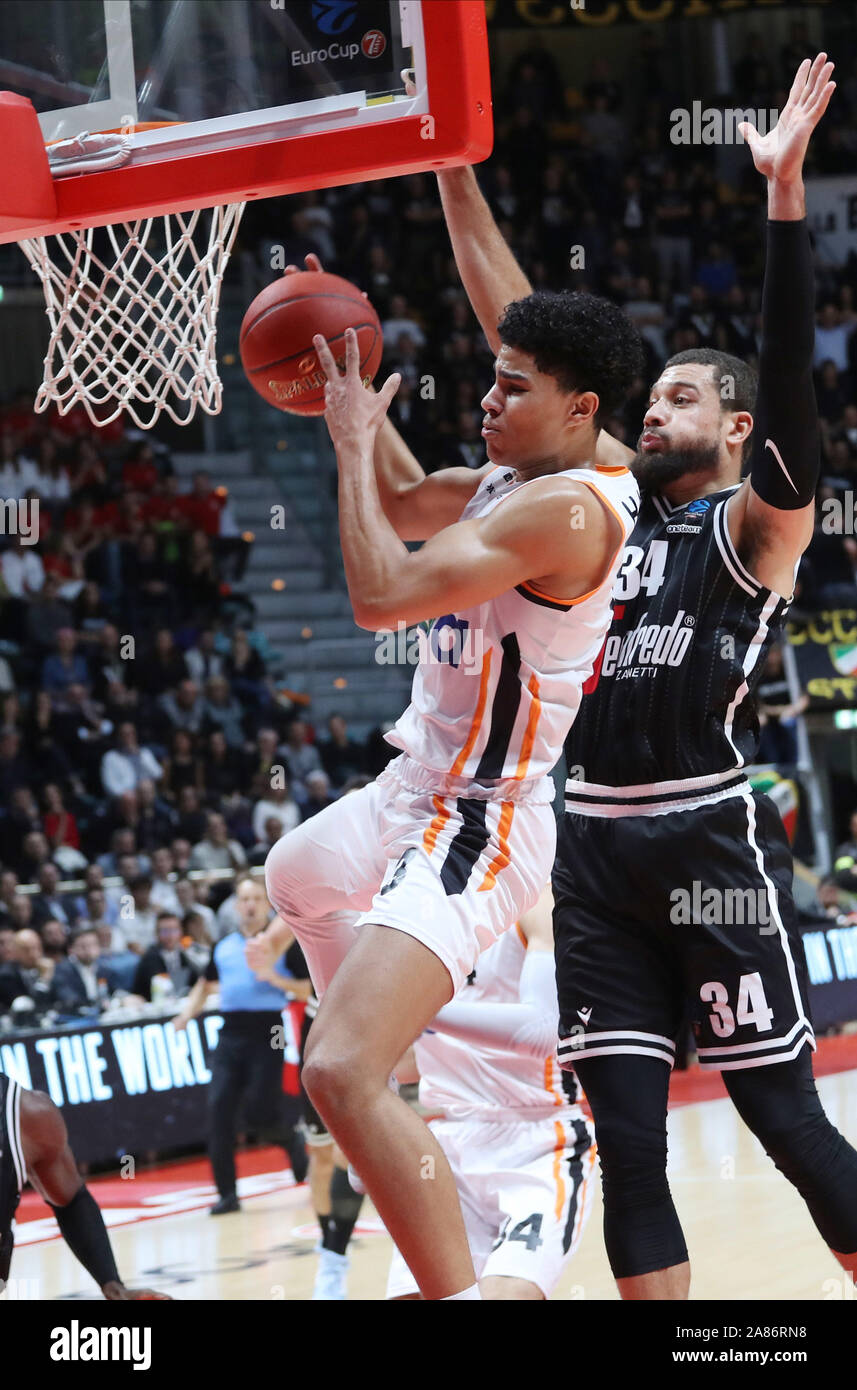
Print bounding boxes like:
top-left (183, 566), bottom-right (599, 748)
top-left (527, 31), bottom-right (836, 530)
top-left (0, 390), bottom-right (394, 1026)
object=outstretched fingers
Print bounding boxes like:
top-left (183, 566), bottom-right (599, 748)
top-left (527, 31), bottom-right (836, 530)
top-left (313, 333), bottom-right (340, 383)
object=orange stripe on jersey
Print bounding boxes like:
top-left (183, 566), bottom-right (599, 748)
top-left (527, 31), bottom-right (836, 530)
top-left (515, 920), bottom-right (527, 949)
top-left (476, 800), bottom-right (514, 892)
top-left (557, 479), bottom-right (628, 608)
top-left (552, 1120), bottom-right (567, 1221)
top-left (514, 672), bottom-right (541, 780)
top-left (543, 1054), bottom-right (564, 1108)
top-left (517, 578), bottom-right (576, 608)
top-left (422, 795), bottom-right (450, 856)
top-left (449, 647), bottom-right (493, 776)
top-left (594, 463), bottom-right (630, 475)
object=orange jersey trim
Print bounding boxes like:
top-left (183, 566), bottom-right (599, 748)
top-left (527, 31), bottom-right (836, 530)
top-left (477, 800), bottom-right (515, 892)
top-left (422, 794), bottom-right (450, 855)
top-left (552, 1120), bottom-right (567, 1221)
top-left (544, 1054), bottom-right (564, 1109)
top-left (449, 646), bottom-right (493, 776)
top-left (514, 671), bottom-right (541, 779)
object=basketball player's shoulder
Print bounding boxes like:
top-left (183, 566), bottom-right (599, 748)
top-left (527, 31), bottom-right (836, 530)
top-left (18, 1086), bottom-right (65, 1162)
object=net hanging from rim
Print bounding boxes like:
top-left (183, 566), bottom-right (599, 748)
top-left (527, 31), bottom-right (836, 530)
top-left (19, 133), bottom-right (246, 429)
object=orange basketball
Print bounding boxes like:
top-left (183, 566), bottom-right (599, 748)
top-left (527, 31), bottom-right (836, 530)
top-left (239, 271), bottom-right (383, 416)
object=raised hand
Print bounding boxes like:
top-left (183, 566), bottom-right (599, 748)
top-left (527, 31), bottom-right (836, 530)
top-left (313, 326), bottom-right (400, 455)
top-left (739, 53), bottom-right (835, 183)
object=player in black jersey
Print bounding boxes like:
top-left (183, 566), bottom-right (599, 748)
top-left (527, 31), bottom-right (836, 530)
top-left (553, 55), bottom-right (857, 1297)
top-left (0, 1072), bottom-right (167, 1298)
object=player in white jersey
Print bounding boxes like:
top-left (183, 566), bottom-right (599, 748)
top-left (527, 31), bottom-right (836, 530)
top-left (387, 885), bottom-right (595, 1300)
top-left (263, 246), bottom-right (642, 1298)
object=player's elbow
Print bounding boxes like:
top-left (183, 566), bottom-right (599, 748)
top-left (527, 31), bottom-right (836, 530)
top-left (351, 598), bottom-right (389, 631)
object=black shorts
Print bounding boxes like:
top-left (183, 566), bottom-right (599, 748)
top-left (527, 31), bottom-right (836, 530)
top-left (299, 1007), bottom-right (331, 1146)
top-left (553, 789), bottom-right (815, 1073)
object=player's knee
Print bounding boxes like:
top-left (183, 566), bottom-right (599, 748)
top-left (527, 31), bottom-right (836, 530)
top-left (263, 830), bottom-right (309, 917)
top-left (594, 1110), bottom-right (669, 1208)
top-left (301, 1049), bottom-right (353, 1122)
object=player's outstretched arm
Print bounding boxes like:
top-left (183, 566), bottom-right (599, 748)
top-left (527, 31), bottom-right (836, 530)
top-left (728, 54), bottom-right (836, 598)
top-left (20, 1089), bottom-right (169, 1299)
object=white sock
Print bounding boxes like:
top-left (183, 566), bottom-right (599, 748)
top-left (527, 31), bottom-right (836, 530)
top-left (441, 1283), bottom-right (482, 1300)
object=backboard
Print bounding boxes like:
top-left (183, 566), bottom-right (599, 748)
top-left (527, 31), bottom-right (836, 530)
top-left (0, 0), bottom-right (492, 240)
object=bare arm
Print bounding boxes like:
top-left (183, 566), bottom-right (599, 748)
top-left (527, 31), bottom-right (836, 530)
top-left (373, 416), bottom-right (489, 542)
top-left (436, 166), bottom-right (532, 357)
top-left (436, 166), bottom-right (634, 469)
top-left (20, 1090), bottom-right (168, 1299)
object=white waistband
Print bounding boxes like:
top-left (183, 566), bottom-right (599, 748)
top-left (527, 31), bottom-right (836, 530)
top-left (382, 753), bottom-right (555, 805)
top-left (564, 768), bottom-right (750, 818)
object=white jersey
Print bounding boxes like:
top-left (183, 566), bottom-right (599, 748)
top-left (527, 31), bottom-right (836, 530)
top-left (385, 462), bottom-right (639, 781)
top-left (415, 925), bottom-right (581, 1121)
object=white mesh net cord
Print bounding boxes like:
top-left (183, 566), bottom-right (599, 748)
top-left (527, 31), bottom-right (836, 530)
top-left (19, 202), bottom-right (246, 430)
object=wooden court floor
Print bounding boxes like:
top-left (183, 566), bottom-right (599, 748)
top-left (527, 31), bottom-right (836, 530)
top-left (6, 1068), bottom-right (856, 1302)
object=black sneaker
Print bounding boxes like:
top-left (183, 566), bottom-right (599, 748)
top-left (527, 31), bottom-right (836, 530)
top-left (210, 1193), bottom-right (241, 1215)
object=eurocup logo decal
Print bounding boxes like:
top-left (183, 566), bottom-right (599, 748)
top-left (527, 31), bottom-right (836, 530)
top-left (312, 0), bottom-right (358, 36)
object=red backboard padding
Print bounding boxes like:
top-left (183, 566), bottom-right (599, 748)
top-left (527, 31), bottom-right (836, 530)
top-left (0, 0), bottom-right (492, 243)
top-left (0, 92), bottom-right (57, 236)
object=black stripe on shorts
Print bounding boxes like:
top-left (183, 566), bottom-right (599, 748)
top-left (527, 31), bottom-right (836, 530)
top-left (439, 797), bottom-right (490, 895)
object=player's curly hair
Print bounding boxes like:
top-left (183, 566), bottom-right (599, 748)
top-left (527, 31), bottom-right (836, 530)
top-left (497, 291), bottom-right (644, 424)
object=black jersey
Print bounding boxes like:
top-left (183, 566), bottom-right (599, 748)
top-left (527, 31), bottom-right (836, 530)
top-left (0, 1074), bottom-right (26, 1287)
top-left (564, 484), bottom-right (792, 800)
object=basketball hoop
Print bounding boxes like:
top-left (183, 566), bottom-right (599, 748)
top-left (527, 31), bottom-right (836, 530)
top-left (19, 132), bottom-right (245, 429)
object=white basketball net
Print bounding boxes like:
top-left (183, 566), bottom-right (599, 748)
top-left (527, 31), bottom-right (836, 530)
top-left (19, 202), bottom-right (245, 429)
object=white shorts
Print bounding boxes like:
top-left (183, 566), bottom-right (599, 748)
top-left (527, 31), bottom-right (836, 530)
top-left (386, 1110), bottom-right (597, 1299)
top-left (265, 753), bottom-right (556, 994)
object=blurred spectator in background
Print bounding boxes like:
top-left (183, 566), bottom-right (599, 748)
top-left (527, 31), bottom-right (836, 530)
top-left (757, 645), bottom-right (808, 766)
top-left (251, 780), bottom-right (300, 843)
top-left (149, 846), bottom-right (180, 915)
top-left (189, 812), bottom-right (247, 874)
top-left (319, 714), bottom-right (365, 790)
top-left (119, 876), bottom-right (159, 954)
top-left (0, 928), bottom-right (55, 1011)
top-left (301, 770), bottom-right (334, 821)
top-left (201, 675), bottom-right (247, 749)
top-left (31, 862), bottom-right (75, 929)
top-left (41, 628), bottom-right (89, 694)
top-left (132, 911), bottom-right (201, 1003)
top-left (52, 926), bottom-right (112, 1014)
top-left (101, 722), bottom-right (163, 797)
top-left (282, 718), bottom-right (322, 800)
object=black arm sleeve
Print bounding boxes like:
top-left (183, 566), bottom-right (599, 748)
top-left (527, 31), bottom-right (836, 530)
top-left (50, 1185), bottom-right (121, 1289)
top-left (748, 218), bottom-right (819, 510)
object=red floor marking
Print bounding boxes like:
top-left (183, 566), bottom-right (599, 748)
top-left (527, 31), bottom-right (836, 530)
top-left (668, 1034), bottom-right (857, 1108)
top-left (16, 1144), bottom-right (296, 1227)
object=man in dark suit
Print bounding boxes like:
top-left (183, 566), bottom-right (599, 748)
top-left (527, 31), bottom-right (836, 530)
top-left (52, 927), bottom-right (116, 1015)
top-left (132, 911), bottom-right (200, 1003)
top-left (0, 929), bottom-right (56, 1012)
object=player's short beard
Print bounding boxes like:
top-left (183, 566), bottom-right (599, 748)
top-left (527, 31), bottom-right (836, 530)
top-left (632, 437), bottom-right (721, 492)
